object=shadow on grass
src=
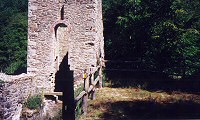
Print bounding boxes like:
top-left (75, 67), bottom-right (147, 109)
top-left (91, 100), bottom-right (200, 120)
top-left (105, 70), bottom-right (200, 94)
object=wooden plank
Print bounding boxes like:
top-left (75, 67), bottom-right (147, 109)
top-left (75, 91), bottom-right (87, 103)
top-left (82, 76), bottom-right (90, 115)
top-left (88, 76), bottom-right (99, 93)
top-left (99, 67), bottom-right (103, 88)
top-left (91, 74), bottom-right (94, 85)
top-left (93, 76), bottom-right (99, 86)
top-left (44, 92), bottom-right (63, 96)
top-left (88, 85), bottom-right (94, 93)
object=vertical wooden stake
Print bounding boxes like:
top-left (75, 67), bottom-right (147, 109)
top-left (82, 94), bottom-right (88, 115)
top-left (91, 73), bottom-right (94, 85)
top-left (91, 88), bottom-right (96, 100)
top-left (99, 67), bottom-right (103, 88)
top-left (82, 77), bottom-right (89, 115)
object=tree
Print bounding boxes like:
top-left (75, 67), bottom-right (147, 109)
top-left (147, 0), bottom-right (200, 76)
top-left (103, 0), bottom-right (200, 77)
top-left (0, 0), bottom-right (27, 74)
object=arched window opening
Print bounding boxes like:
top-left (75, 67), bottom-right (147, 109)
top-left (54, 23), bottom-right (68, 72)
top-left (54, 23), bottom-right (67, 38)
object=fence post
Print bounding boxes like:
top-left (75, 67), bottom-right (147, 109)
top-left (91, 88), bottom-right (96, 100)
top-left (82, 76), bottom-right (89, 115)
top-left (99, 66), bottom-right (103, 88)
top-left (91, 72), bottom-right (94, 85)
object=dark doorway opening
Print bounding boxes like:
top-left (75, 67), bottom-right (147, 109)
top-left (55, 53), bottom-right (75, 120)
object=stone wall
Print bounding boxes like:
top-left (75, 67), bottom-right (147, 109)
top-left (0, 73), bottom-right (36, 120)
top-left (28, 0), bottom-right (104, 92)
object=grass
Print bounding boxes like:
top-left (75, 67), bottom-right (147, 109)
top-left (74, 84), bottom-right (84, 97)
top-left (50, 109), bottom-right (62, 120)
top-left (79, 87), bottom-right (200, 120)
top-left (25, 95), bottom-right (43, 110)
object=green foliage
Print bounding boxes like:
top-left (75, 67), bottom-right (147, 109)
top-left (103, 0), bottom-right (200, 77)
top-left (75, 99), bottom-right (83, 119)
top-left (26, 95), bottom-right (43, 110)
top-left (0, 0), bottom-right (27, 74)
top-left (147, 0), bottom-right (200, 76)
top-left (74, 85), bottom-right (84, 97)
top-left (74, 86), bottom-right (86, 119)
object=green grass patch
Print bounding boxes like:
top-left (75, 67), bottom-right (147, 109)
top-left (25, 95), bottom-right (43, 110)
top-left (74, 84), bottom-right (84, 119)
top-left (74, 84), bottom-right (84, 97)
top-left (75, 98), bottom-right (83, 119)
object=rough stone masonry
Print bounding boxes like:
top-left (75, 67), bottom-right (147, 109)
top-left (0, 0), bottom-right (104, 119)
top-left (0, 73), bottom-right (36, 120)
top-left (28, 0), bottom-right (104, 92)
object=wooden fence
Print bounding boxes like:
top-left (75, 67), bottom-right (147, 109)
top-left (75, 66), bottom-right (102, 115)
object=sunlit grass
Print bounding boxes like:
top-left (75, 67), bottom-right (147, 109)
top-left (80, 87), bottom-right (200, 120)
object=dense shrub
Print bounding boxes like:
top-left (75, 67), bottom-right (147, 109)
top-left (26, 95), bottom-right (43, 110)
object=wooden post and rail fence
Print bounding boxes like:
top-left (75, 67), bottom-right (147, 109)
top-left (74, 65), bottom-right (102, 117)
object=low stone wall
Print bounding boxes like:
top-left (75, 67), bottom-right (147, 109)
top-left (0, 73), bottom-right (36, 120)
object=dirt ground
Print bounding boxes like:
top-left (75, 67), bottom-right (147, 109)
top-left (80, 87), bottom-right (200, 120)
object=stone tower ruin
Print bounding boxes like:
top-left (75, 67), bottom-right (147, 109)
top-left (28, 0), bottom-right (104, 92)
